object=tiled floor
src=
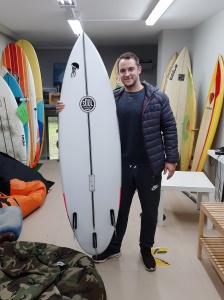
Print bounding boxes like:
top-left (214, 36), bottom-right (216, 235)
top-left (19, 160), bottom-right (224, 300)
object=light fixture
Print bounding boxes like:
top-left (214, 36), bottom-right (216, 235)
top-left (65, 8), bottom-right (83, 36)
top-left (145, 0), bottom-right (175, 26)
top-left (67, 19), bottom-right (83, 36)
top-left (57, 0), bottom-right (83, 36)
top-left (57, 0), bottom-right (76, 7)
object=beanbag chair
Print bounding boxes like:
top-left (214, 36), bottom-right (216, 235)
top-left (0, 152), bottom-right (54, 217)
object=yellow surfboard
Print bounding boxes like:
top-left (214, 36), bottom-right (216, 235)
top-left (180, 66), bottom-right (197, 171)
top-left (191, 54), bottom-right (224, 171)
top-left (164, 47), bottom-right (191, 153)
top-left (16, 40), bottom-right (45, 165)
top-left (110, 59), bottom-right (123, 90)
top-left (160, 52), bottom-right (178, 92)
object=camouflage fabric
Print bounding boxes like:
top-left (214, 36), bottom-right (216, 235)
top-left (0, 241), bottom-right (107, 300)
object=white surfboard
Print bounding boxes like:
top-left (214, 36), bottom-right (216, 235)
top-left (0, 66), bottom-right (30, 166)
top-left (59, 33), bottom-right (121, 255)
top-left (164, 47), bottom-right (191, 152)
top-left (0, 75), bottom-right (26, 164)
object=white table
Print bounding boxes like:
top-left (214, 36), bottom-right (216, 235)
top-left (208, 149), bottom-right (224, 162)
top-left (159, 171), bottom-right (215, 229)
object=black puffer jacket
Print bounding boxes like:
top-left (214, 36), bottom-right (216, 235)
top-left (114, 81), bottom-right (179, 177)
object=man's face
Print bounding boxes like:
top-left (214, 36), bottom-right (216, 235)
top-left (118, 58), bottom-right (142, 88)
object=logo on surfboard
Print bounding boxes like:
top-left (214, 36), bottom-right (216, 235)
top-left (79, 96), bottom-right (96, 113)
top-left (178, 74), bottom-right (185, 81)
top-left (71, 62), bottom-right (79, 77)
top-left (169, 64), bottom-right (177, 80)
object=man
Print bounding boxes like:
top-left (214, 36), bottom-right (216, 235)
top-left (56, 52), bottom-right (178, 271)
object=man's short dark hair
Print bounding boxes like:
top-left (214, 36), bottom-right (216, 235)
top-left (116, 52), bottom-right (140, 71)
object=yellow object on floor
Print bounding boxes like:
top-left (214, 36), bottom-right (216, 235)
top-left (152, 247), bottom-right (170, 267)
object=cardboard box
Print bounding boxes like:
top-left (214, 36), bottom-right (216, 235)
top-left (49, 92), bottom-right (60, 105)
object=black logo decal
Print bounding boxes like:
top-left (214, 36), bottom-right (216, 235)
top-left (178, 74), bottom-right (185, 81)
top-left (71, 62), bottom-right (79, 77)
top-left (22, 135), bottom-right (25, 146)
top-left (79, 96), bottom-right (96, 113)
top-left (169, 64), bottom-right (178, 80)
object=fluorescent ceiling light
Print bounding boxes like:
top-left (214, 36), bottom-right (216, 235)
top-left (57, 0), bottom-right (76, 7)
top-left (146, 0), bottom-right (175, 26)
top-left (68, 19), bottom-right (83, 36)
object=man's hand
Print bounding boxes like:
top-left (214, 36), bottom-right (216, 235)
top-left (163, 162), bottom-right (176, 180)
top-left (56, 101), bottom-right (65, 113)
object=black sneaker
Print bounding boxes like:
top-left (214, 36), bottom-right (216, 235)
top-left (92, 247), bottom-right (121, 263)
top-left (140, 248), bottom-right (156, 271)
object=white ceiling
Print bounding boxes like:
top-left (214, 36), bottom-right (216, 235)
top-left (0, 0), bottom-right (224, 49)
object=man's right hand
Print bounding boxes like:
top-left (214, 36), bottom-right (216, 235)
top-left (56, 101), bottom-right (65, 113)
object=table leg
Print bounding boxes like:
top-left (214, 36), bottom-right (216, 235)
top-left (207, 192), bottom-right (215, 229)
top-left (197, 204), bottom-right (204, 259)
top-left (197, 192), bottom-right (202, 210)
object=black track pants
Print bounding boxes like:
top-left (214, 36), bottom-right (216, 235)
top-left (110, 163), bottom-right (161, 251)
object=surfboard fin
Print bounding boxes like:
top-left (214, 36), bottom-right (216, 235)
top-left (110, 209), bottom-right (117, 237)
top-left (110, 209), bottom-right (115, 226)
top-left (93, 232), bottom-right (97, 249)
top-left (72, 212), bottom-right (77, 230)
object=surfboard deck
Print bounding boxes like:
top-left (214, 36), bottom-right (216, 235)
top-left (180, 66), bottom-right (197, 171)
top-left (0, 75), bottom-right (26, 164)
top-left (110, 59), bottom-right (123, 90)
top-left (59, 33), bottom-right (121, 255)
top-left (160, 52), bottom-right (178, 92)
top-left (191, 54), bottom-right (224, 171)
top-left (1, 43), bottom-right (39, 168)
top-left (164, 47), bottom-right (191, 153)
top-left (16, 39), bottom-right (44, 164)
